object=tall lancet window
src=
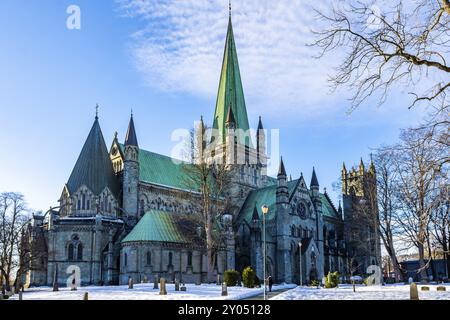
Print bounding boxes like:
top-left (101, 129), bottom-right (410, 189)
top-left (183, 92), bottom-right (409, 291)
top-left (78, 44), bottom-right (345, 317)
top-left (82, 193), bottom-right (86, 210)
top-left (77, 243), bottom-right (83, 261)
top-left (68, 243), bottom-right (74, 260)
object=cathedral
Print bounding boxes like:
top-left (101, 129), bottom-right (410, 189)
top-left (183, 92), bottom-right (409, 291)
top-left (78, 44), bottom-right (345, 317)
top-left (23, 11), bottom-right (380, 287)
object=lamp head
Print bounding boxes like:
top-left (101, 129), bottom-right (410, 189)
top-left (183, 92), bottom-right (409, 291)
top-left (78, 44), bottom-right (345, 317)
top-left (261, 205), bottom-right (269, 215)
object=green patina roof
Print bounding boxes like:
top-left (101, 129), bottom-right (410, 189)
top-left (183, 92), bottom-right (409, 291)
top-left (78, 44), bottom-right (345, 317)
top-left (119, 144), bottom-right (198, 191)
top-left (122, 210), bottom-right (190, 244)
top-left (67, 117), bottom-right (119, 196)
top-left (212, 16), bottom-right (253, 148)
top-left (320, 193), bottom-right (340, 219)
top-left (237, 179), bottom-right (340, 224)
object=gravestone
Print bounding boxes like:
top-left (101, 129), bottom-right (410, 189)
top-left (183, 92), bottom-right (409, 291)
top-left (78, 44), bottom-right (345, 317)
top-left (195, 280), bottom-right (201, 286)
top-left (421, 286), bottom-right (430, 291)
top-left (153, 276), bottom-right (159, 289)
top-left (437, 286), bottom-right (446, 292)
top-left (180, 284), bottom-right (187, 292)
top-left (221, 282), bottom-right (228, 296)
top-left (128, 277), bottom-right (134, 289)
top-left (410, 283), bottom-right (419, 300)
top-left (143, 276), bottom-right (148, 284)
top-left (175, 279), bottom-right (180, 291)
top-left (159, 278), bottom-right (167, 295)
top-left (19, 291), bottom-right (23, 300)
top-left (408, 277), bottom-right (413, 284)
top-left (83, 292), bottom-right (89, 300)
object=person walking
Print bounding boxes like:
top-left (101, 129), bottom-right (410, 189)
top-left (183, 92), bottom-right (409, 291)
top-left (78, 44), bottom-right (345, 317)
top-left (268, 276), bottom-right (273, 292)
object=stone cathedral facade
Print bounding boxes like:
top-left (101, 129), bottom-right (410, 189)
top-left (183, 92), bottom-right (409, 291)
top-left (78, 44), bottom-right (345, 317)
top-left (22, 13), bottom-right (380, 287)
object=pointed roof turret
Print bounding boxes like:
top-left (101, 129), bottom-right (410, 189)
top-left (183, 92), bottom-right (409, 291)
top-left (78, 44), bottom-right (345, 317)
top-left (66, 115), bottom-right (119, 196)
top-left (359, 158), bottom-right (365, 172)
top-left (278, 157), bottom-right (286, 177)
top-left (125, 112), bottom-right (139, 147)
top-left (369, 153), bottom-right (376, 173)
top-left (310, 167), bottom-right (319, 188)
top-left (212, 11), bottom-right (252, 147)
top-left (257, 116), bottom-right (264, 130)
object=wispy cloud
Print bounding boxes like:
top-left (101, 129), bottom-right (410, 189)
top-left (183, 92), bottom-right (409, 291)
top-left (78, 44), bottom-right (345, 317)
top-left (115, 0), bottom-right (426, 127)
top-left (116, 0), bottom-right (342, 116)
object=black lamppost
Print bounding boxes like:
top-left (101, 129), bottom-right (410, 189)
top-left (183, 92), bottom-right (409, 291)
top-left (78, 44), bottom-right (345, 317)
top-left (261, 205), bottom-right (269, 300)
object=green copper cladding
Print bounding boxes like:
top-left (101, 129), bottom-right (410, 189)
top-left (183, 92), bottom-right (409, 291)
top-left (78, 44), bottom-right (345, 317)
top-left (212, 15), bottom-right (253, 148)
top-left (237, 179), bottom-right (340, 227)
top-left (121, 210), bottom-right (190, 244)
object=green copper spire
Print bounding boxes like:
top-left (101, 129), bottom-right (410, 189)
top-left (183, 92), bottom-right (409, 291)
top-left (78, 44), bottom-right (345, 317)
top-left (212, 13), bottom-right (252, 148)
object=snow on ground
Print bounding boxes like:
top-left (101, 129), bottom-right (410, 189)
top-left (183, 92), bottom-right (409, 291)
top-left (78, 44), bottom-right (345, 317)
top-left (8, 283), bottom-right (296, 301)
top-left (271, 283), bottom-right (450, 300)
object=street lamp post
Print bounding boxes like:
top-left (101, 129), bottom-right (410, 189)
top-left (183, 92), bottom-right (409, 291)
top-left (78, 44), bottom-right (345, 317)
top-left (299, 242), bottom-right (303, 286)
top-left (261, 205), bottom-right (269, 300)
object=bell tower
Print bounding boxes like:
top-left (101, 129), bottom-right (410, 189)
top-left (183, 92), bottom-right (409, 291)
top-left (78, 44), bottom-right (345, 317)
top-left (122, 112), bottom-right (140, 226)
top-left (342, 157), bottom-right (380, 275)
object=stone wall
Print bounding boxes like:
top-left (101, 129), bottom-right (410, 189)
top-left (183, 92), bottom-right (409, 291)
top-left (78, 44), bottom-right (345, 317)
top-left (120, 243), bottom-right (229, 285)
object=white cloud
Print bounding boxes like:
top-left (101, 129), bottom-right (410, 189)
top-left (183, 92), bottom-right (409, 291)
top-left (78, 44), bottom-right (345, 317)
top-left (116, 0), bottom-right (341, 118)
top-left (115, 0), bottom-right (430, 128)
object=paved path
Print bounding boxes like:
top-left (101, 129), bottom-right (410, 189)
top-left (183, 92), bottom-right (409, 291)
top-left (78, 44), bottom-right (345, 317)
top-left (242, 287), bottom-right (293, 300)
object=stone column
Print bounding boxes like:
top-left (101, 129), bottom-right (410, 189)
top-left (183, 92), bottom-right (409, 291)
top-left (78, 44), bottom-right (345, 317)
top-left (107, 229), bottom-right (114, 284)
top-left (92, 216), bottom-right (103, 284)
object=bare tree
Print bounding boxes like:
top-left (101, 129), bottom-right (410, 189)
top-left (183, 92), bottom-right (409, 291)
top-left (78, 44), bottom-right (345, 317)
top-left (0, 192), bottom-right (30, 291)
top-left (392, 126), bottom-right (445, 281)
top-left (372, 148), bottom-right (406, 281)
top-left (429, 170), bottom-right (450, 279)
top-left (180, 126), bottom-right (232, 283)
top-left (312, 0), bottom-right (450, 114)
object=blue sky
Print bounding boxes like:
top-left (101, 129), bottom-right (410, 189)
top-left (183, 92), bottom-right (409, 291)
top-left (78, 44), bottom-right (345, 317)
top-left (0, 0), bottom-right (425, 212)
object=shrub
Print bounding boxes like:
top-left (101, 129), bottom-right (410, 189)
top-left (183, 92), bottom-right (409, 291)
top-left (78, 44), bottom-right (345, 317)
top-left (310, 279), bottom-right (320, 287)
top-left (325, 272), bottom-right (339, 288)
top-left (3, 294), bottom-right (9, 299)
top-left (223, 270), bottom-right (240, 287)
top-left (242, 266), bottom-right (256, 288)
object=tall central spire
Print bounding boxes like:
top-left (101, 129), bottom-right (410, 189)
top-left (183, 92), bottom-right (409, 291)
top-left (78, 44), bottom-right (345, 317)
top-left (211, 8), bottom-right (252, 148)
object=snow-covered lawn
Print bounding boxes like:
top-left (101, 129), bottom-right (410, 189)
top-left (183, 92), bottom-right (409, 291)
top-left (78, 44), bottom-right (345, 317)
top-left (8, 283), bottom-right (296, 301)
top-left (271, 283), bottom-right (450, 300)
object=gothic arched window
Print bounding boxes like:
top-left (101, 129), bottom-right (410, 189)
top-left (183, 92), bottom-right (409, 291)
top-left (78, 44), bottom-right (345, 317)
top-left (187, 252), bottom-right (193, 266)
top-left (140, 199), bottom-right (145, 216)
top-left (146, 251), bottom-right (151, 266)
top-left (124, 253), bottom-right (128, 267)
top-left (168, 252), bottom-right (173, 266)
top-left (82, 193), bottom-right (86, 210)
top-left (77, 243), bottom-right (83, 261)
top-left (68, 243), bottom-right (74, 260)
